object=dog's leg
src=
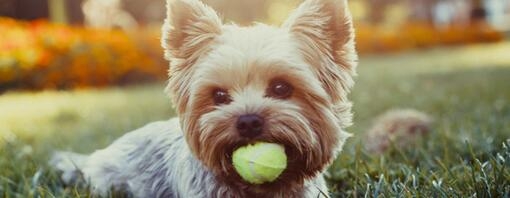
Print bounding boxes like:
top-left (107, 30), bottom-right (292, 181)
top-left (50, 142), bottom-right (139, 195)
top-left (50, 151), bottom-right (88, 185)
top-left (50, 119), bottom-right (181, 196)
top-left (49, 149), bottom-right (127, 194)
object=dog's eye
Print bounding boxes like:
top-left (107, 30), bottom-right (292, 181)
top-left (212, 89), bottom-right (232, 105)
top-left (268, 80), bottom-right (293, 99)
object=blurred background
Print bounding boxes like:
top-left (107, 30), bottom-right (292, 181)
top-left (0, 0), bottom-right (509, 197)
top-left (0, 0), bottom-right (509, 91)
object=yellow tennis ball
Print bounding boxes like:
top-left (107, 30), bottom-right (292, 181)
top-left (232, 142), bottom-right (287, 184)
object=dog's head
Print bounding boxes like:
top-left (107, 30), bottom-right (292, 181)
top-left (162, 0), bottom-right (357, 190)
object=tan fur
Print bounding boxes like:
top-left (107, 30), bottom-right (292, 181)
top-left (161, 0), bottom-right (357, 195)
top-left (283, 0), bottom-right (357, 104)
top-left (51, 0), bottom-right (359, 197)
top-left (162, 0), bottom-right (223, 114)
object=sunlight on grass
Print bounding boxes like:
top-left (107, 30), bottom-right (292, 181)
top-left (360, 41), bottom-right (510, 76)
top-left (1, 89), bottom-right (133, 126)
top-left (0, 84), bottom-right (174, 148)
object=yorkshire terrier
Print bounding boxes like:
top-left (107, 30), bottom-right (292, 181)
top-left (51, 0), bottom-right (358, 197)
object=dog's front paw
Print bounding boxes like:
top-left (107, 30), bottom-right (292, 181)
top-left (49, 151), bottom-right (87, 186)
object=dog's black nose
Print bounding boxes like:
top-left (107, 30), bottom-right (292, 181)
top-left (236, 114), bottom-right (264, 138)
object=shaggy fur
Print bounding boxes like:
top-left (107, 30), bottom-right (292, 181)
top-left (50, 0), bottom-right (358, 197)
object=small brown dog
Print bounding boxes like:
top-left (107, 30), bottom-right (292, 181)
top-left (51, 0), bottom-right (357, 197)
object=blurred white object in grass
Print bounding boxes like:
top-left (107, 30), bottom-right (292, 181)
top-left (364, 109), bottom-right (434, 154)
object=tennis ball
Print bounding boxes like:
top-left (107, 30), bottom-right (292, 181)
top-left (232, 142), bottom-right (287, 184)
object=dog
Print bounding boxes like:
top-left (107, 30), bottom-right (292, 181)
top-left (50, 0), bottom-right (358, 197)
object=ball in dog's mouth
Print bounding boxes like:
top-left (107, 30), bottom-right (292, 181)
top-left (232, 142), bottom-right (287, 184)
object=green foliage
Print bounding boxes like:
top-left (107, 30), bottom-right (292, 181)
top-left (1, 43), bottom-right (509, 197)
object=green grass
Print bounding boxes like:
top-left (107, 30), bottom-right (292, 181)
top-left (1, 42), bottom-right (510, 197)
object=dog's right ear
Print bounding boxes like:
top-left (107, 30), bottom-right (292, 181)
top-left (162, 0), bottom-right (222, 114)
top-left (162, 0), bottom-right (222, 61)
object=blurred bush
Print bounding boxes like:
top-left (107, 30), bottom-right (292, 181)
top-left (356, 22), bottom-right (504, 53)
top-left (0, 17), bottom-right (504, 91)
top-left (0, 17), bottom-right (166, 91)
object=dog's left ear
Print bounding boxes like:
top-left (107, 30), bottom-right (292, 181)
top-left (283, 0), bottom-right (357, 103)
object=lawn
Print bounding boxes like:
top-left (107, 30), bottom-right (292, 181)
top-left (1, 42), bottom-right (509, 197)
